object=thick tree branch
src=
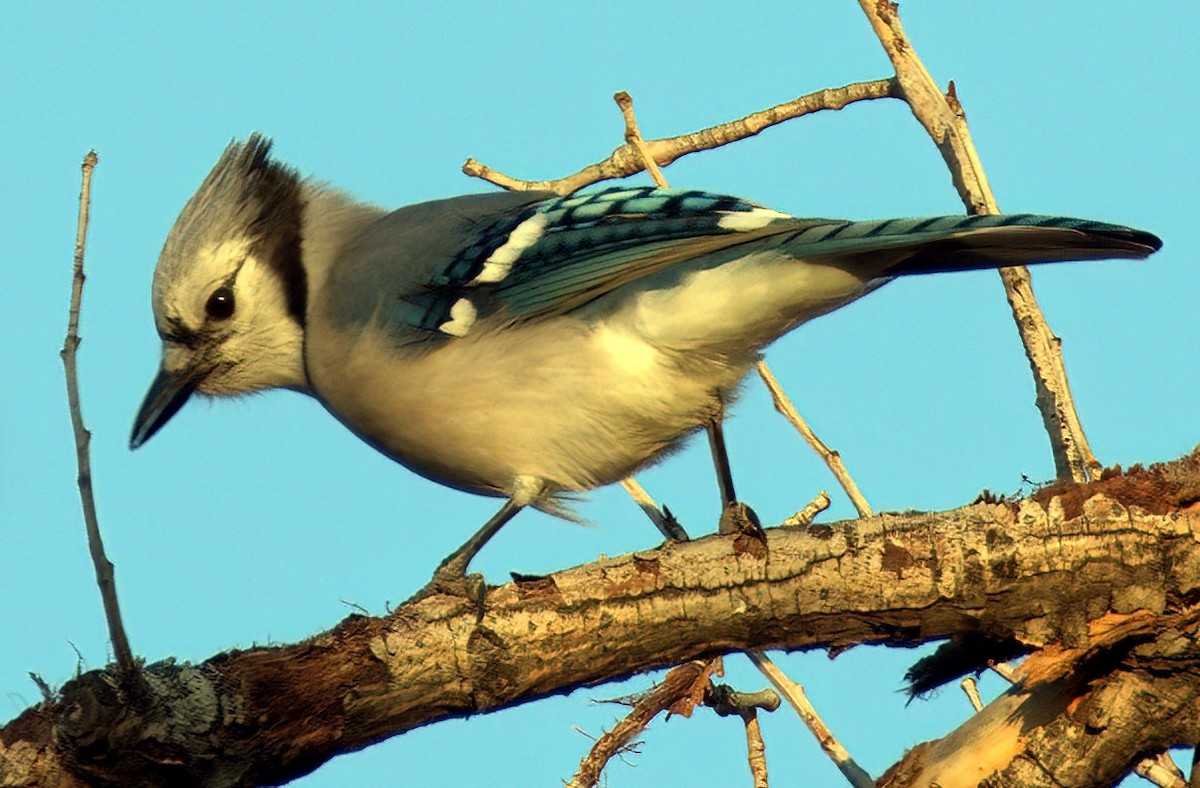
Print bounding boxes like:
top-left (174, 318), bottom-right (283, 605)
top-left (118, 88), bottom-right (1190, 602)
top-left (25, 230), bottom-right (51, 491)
top-left (4, 451), bottom-right (1200, 786)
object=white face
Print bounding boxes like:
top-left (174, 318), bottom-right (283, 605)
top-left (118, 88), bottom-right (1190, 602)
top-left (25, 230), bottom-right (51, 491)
top-left (154, 237), bottom-right (308, 397)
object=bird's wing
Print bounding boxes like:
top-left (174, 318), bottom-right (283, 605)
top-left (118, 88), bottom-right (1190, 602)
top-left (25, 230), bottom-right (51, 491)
top-left (382, 187), bottom-right (1160, 339)
top-left (393, 186), bottom-right (820, 337)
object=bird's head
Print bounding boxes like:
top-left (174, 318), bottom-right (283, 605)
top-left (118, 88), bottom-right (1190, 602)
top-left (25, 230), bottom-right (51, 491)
top-left (131, 135), bottom-right (310, 450)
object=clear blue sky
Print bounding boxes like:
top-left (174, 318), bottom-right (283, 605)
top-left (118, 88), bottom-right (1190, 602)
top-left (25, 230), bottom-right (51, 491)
top-left (2, 3), bottom-right (1196, 785)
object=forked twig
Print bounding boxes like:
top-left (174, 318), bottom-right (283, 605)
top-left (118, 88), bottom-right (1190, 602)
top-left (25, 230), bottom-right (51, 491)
top-left (707, 683), bottom-right (781, 788)
top-left (61, 152), bottom-right (136, 674)
top-left (464, 79), bottom-right (899, 196)
top-left (614, 91), bottom-right (668, 188)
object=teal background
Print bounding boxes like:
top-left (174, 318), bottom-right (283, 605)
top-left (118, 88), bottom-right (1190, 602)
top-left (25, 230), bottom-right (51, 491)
top-left (2, 4), bottom-right (1196, 785)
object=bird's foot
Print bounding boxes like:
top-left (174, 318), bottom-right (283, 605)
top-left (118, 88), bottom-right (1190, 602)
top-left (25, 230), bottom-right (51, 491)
top-left (406, 556), bottom-right (488, 607)
top-left (720, 501), bottom-right (768, 558)
top-left (718, 501), bottom-right (762, 536)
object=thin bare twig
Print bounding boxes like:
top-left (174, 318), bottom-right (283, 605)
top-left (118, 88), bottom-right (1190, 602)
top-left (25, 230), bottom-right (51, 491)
top-left (568, 661), bottom-right (710, 788)
top-left (857, 0), bottom-right (1100, 484)
top-left (463, 78), bottom-right (899, 195)
top-left (706, 685), bottom-right (778, 788)
top-left (746, 651), bottom-right (873, 788)
top-left (614, 91), bottom-right (669, 188)
top-left (781, 491), bottom-right (832, 528)
top-left (960, 677), bottom-right (984, 712)
top-left (1135, 751), bottom-right (1188, 788)
top-left (756, 360), bottom-right (873, 517)
top-left (61, 152), bottom-right (136, 674)
top-left (743, 711), bottom-right (769, 787)
top-left (620, 477), bottom-right (688, 542)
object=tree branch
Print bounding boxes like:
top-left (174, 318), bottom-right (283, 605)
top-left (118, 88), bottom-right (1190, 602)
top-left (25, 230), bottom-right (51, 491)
top-left (568, 660), bottom-right (712, 788)
top-left (5, 450), bottom-right (1200, 786)
top-left (462, 78), bottom-right (899, 195)
top-left (59, 151), bottom-right (136, 676)
top-left (857, 0), bottom-right (1102, 484)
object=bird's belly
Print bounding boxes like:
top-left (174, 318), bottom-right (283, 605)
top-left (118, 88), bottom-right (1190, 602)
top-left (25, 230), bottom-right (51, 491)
top-left (306, 317), bottom-right (742, 497)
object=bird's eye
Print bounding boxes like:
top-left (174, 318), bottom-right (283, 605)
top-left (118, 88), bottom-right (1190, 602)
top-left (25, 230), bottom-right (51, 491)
top-left (205, 286), bottom-right (236, 320)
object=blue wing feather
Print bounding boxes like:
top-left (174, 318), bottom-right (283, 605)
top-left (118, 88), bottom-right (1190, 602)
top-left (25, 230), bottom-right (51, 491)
top-left (382, 187), bottom-right (1159, 338)
top-left (406, 187), bottom-right (800, 334)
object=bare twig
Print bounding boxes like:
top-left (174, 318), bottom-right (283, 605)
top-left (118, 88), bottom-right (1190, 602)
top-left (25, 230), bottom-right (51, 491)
top-left (743, 711), bottom-right (769, 787)
top-left (746, 651), bottom-right (873, 788)
top-left (568, 661), bottom-right (710, 788)
top-left (620, 477), bottom-right (689, 542)
top-left (61, 152), bottom-right (136, 675)
top-left (463, 78), bottom-right (899, 195)
top-left (706, 684), bottom-right (782, 717)
top-left (614, 91), bottom-right (668, 188)
top-left (706, 685), bottom-right (778, 788)
top-left (960, 676), bottom-right (984, 712)
top-left (988, 660), bottom-right (1018, 683)
top-left (1135, 751), bottom-right (1188, 788)
top-left (781, 491), bottom-right (832, 528)
top-left (756, 359), bottom-right (873, 517)
top-left (857, 0), bottom-right (1100, 484)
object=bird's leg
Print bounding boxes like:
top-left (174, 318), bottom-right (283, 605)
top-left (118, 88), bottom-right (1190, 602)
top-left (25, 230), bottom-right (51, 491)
top-left (414, 498), bottom-right (525, 601)
top-left (707, 419), bottom-right (738, 509)
top-left (706, 419), bottom-right (761, 536)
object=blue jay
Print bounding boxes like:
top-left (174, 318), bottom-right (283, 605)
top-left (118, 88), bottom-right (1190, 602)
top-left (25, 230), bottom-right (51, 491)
top-left (131, 135), bottom-right (1160, 589)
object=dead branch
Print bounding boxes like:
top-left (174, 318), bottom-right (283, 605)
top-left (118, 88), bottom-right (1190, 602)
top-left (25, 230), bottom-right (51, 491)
top-left (568, 660), bottom-right (712, 788)
top-left (857, 0), bottom-right (1101, 484)
top-left (59, 151), bottom-right (136, 676)
top-left (462, 78), bottom-right (899, 195)
top-left (6, 451), bottom-right (1199, 786)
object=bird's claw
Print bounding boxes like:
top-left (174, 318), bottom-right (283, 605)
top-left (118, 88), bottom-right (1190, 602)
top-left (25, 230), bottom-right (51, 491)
top-left (407, 561), bottom-right (488, 607)
top-left (718, 501), bottom-right (762, 536)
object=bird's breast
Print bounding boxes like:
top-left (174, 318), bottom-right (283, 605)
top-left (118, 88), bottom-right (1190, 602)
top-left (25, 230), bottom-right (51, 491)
top-left (304, 314), bottom-right (742, 497)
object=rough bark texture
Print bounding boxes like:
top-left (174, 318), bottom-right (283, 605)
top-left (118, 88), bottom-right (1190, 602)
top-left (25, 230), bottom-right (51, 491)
top-left (4, 451), bottom-right (1200, 787)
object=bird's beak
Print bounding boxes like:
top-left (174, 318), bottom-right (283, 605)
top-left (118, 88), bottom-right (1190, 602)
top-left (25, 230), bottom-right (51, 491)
top-left (130, 365), bottom-right (198, 450)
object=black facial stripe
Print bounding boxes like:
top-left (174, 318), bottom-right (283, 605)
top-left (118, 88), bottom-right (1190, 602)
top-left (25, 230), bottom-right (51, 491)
top-left (240, 135), bottom-right (308, 328)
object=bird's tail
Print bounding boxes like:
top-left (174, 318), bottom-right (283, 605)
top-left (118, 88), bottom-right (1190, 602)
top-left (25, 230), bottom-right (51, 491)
top-left (784, 213), bottom-right (1162, 278)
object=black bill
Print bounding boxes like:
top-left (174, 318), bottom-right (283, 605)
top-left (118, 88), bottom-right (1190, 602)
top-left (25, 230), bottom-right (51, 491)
top-left (130, 366), bottom-right (198, 449)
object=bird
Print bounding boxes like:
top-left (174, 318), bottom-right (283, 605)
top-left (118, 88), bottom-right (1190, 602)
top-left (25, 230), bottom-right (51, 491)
top-left (130, 134), bottom-right (1161, 591)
